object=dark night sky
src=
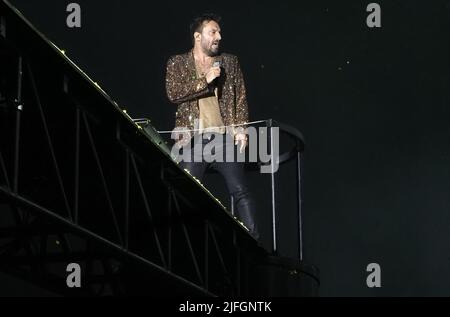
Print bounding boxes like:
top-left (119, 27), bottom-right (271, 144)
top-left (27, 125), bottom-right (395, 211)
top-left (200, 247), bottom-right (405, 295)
top-left (4, 0), bottom-right (450, 296)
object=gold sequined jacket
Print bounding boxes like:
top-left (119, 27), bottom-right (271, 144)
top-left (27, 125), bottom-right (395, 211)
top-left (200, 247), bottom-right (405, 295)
top-left (165, 51), bottom-right (249, 138)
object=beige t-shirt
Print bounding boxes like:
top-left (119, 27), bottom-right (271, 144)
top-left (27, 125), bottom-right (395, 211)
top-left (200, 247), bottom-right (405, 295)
top-left (198, 87), bottom-right (226, 134)
top-left (194, 60), bottom-right (226, 135)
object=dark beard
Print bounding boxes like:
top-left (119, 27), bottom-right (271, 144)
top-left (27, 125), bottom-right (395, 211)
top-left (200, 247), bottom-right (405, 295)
top-left (203, 44), bottom-right (220, 57)
top-left (208, 49), bottom-right (219, 57)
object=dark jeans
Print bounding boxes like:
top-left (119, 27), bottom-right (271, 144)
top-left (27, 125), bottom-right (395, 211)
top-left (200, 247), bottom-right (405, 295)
top-left (179, 133), bottom-right (259, 240)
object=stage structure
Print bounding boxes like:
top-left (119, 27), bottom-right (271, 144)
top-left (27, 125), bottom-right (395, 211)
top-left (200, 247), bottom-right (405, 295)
top-left (0, 0), bottom-right (318, 296)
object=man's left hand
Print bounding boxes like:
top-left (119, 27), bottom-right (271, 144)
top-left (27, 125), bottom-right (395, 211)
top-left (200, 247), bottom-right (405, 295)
top-left (234, 133), bottom-right (247, 153)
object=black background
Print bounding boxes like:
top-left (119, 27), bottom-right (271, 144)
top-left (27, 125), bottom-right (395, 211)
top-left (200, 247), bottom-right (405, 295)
top-left (3, 0), bottom-right (450, 296)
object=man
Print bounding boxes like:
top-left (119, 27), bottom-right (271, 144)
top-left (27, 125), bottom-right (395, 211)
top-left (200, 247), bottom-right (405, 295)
top-left (165, 13), bottom-right (259, 240)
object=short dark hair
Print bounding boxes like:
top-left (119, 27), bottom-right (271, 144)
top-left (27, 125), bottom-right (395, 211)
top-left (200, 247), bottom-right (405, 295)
top-left (190, 13), bottom-right (221, 43)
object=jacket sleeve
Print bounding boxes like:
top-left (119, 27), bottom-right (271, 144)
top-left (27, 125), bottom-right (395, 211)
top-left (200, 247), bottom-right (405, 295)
top-left (234, 56), bottom-right (249, 128)
top-left (165, 55), bottom-right (211, 104)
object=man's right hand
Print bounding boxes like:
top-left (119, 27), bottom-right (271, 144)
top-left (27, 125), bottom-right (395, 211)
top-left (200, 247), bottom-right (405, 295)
top-left (205, 66), bottom-right (221, 84)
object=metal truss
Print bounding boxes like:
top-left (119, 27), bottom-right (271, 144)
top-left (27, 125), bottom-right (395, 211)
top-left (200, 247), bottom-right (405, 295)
top-left (0, 8), bottom-right (261, 295)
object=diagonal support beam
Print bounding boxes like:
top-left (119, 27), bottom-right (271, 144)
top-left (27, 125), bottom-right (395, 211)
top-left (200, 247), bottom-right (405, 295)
top-left (82, 112), bottom-right (123, 247)
top-left (170, 188), bottom-right (204, 286)
top-left (26, 62), bottom-right (73, 221)
top-left (0, 150), bottom-right (10, 188)
top-left (130, 154), bottom-right (167, 268)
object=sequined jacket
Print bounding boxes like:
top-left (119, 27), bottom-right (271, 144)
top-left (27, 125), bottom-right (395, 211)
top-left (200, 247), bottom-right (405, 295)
top-left (165, 51), bottom-right (249, 138)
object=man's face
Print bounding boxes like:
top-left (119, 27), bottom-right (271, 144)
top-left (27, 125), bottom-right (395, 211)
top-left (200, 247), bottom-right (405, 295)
top-left (197, 20), bottom-right (221, 56)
